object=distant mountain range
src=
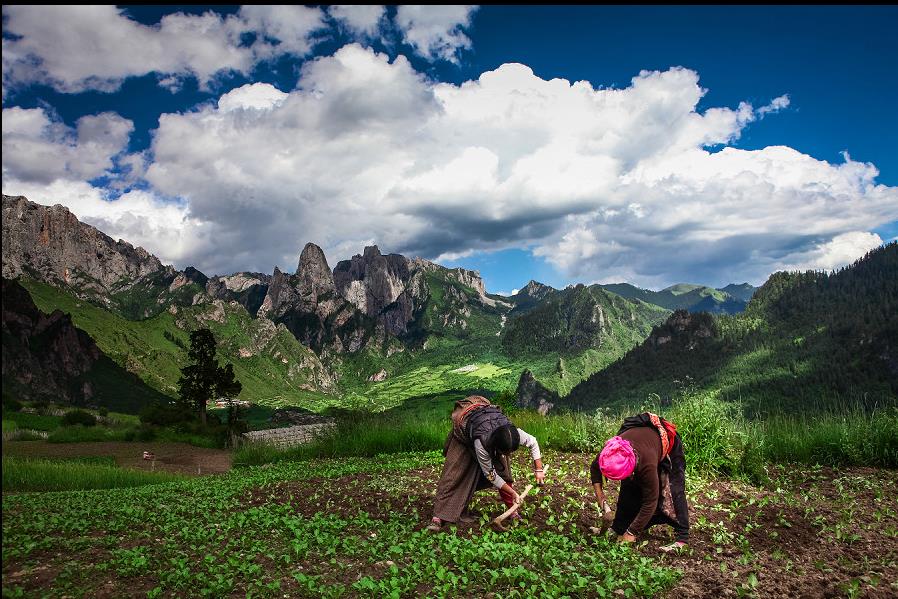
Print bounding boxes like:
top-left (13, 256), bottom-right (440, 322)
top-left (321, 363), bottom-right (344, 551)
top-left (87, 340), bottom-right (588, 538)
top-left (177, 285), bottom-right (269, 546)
top-left (597, 282), bottom-right (756, 314)
top-left (15, 193), bottom-right (861, 417)
top-left (1, 194), bottom-right (683, 410)
top-left (557, 243), bottom-right (898, 414)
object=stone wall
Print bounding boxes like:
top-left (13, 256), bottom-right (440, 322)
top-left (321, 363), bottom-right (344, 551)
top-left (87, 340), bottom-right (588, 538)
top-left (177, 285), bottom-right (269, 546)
top-left (242, 422), bottom-right (335, 447)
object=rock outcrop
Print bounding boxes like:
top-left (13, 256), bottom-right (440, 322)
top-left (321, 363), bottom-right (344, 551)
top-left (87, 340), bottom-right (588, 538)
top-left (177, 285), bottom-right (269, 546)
top-left (334, 246), bottom-right (412, 316)
top-left (646, 310), bottom-right (715, 350)
top-left (515, 369), bottom-right (558, 415)
top-left (1, 278), bottom-right (166, 410)
top-left (1, 195), bottom-right (193, 319)
top-left (204, 272), bottom-right (270, 316)
top-left (333, 246), bottom-right (501, 338)
top-left (2, 195), bottom-right (171, 290)
top-left (258, 245), bottom-right (382, 353)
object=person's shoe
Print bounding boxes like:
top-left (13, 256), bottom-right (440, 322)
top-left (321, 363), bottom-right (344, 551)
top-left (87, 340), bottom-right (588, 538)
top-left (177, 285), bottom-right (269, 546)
top-left (426, 517), bottom-right (443, 532)
top-left (458, 511), bottom-right (477, 523)
top-left (660, 541), bottom-right (687, 552)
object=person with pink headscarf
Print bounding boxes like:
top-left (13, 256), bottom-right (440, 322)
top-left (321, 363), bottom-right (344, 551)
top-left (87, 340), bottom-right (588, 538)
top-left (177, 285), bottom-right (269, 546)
top-left (589, 412), bottom-right (689, 552)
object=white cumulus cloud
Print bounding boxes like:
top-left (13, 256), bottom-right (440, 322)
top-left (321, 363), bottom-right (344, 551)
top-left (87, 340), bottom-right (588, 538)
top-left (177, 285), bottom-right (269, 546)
top-left (4, 43), bottom-right (896, 286)
top-left (1, 5), bottom-right (326, 94)
top-left (329, 5), bottom-right (386, 39)
top-left (394, 5), bottom-right (478, 63)
top-left (2, 107), bottom-right (133, 183)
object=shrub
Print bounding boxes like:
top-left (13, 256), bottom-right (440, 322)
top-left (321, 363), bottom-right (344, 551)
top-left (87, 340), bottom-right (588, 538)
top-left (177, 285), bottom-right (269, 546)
top-left (667, 391), bottom-right (767, 484)
top-left (140, 402), bottom-right (193, 426)
top-left (48, 426), bottom-right (114, 443)
top-left (61, 409), bottom-right (97, 427)
top-left (2, 395), bottom-right (23, 412)
top-left (123, 424), bottom-right (157, 442)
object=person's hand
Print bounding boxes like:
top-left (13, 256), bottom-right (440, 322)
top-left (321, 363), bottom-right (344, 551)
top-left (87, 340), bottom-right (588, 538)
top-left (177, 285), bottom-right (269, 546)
top-left (618, 532), bottom-right (636, 543)
top-left (502, 483), bottom-right (521, 506)
top-left (535, 470), bottom-right (545, 486)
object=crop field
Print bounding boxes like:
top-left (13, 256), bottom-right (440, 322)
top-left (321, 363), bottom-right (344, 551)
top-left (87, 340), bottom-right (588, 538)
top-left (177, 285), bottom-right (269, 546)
top-left (3, 451), bottom-right (897, 598)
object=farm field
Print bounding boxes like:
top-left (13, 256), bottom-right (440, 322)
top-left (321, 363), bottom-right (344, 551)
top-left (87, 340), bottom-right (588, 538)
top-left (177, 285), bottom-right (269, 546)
top-left (3, 441), bottom-right (232, 476)
top-left (3, 451), bottom-right (896, 598)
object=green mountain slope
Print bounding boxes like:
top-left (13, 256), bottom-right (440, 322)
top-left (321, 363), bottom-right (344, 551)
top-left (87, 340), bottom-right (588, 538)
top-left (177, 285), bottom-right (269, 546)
top-left (501, 284), bottom-right (670, 396)
top-left (20, 278), bottom-right (340, 411)
top-left (2, 278), bottom-right (171, 413)
top-left (565, 243), bottom-right (898, 414)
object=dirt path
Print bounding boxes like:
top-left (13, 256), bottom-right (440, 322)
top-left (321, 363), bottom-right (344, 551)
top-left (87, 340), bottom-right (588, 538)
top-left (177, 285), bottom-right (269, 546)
top-left (2, 441), bottom-right (232, 475)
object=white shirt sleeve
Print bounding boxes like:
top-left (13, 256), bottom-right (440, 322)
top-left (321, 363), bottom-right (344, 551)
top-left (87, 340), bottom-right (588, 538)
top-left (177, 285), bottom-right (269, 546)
top-left (517, 428), bottom-right (542, 461)
top-left (473, 438), bottom-right (506, 489)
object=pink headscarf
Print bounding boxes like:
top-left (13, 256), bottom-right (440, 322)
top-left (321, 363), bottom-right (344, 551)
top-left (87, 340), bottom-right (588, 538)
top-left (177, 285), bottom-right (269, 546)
top-left (598, 436), bottom-right (636, 480)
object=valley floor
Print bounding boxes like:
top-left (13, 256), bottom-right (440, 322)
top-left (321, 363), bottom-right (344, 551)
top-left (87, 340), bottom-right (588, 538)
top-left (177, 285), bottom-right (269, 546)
top-left (2, 451), bottom-right (896, 598)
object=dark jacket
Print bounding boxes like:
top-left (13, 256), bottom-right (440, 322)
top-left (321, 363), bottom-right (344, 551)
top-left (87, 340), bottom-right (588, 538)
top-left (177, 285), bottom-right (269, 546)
top-left (464, 405), bottom-right (511, 451)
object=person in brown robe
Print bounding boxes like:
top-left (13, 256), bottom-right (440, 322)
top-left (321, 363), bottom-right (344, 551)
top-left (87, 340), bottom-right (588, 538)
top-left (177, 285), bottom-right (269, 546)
top-left (590, 412), bottom-right (689, 551)
top-left (428, 395), bottom-right (544, 532)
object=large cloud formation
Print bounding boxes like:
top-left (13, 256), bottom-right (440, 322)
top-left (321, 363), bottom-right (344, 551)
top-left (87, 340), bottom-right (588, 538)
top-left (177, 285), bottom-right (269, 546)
top-left (1, 5), bottom-right (326, 93)
top-left (1, 5), bottom-right (477, 96)
top-left (3, 43), bottom-right (896, 287)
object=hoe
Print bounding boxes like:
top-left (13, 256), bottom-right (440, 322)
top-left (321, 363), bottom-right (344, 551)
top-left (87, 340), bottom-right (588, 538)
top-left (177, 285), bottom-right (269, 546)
top-left (490, 466), bottom-right (548, 532)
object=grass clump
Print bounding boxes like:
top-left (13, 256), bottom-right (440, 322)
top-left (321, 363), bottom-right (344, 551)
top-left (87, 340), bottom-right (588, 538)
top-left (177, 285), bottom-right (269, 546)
top-left (755, 406), bottom-right (898, 468)
top-left (2, 457), bottom-right (186, 492)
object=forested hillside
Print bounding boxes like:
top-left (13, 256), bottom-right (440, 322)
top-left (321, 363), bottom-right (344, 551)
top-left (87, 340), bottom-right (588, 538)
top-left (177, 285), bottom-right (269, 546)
top-left (565, 243), bottom-right (898, 414)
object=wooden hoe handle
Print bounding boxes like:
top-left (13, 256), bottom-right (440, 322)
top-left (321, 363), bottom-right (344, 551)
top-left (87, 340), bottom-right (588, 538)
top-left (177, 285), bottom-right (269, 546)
top-left (493, 484), bottom-right (534, 526)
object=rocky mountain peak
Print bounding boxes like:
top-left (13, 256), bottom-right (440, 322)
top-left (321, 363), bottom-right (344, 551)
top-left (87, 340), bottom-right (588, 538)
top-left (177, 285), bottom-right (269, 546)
top-left (519, 280), bottom-right (555, 299)
top-left (2, 194), bottom-right (170, 291)
top-left (297, 243), bottom-right (335, 298)
top-left (333, 245), bottom-right (411, 317)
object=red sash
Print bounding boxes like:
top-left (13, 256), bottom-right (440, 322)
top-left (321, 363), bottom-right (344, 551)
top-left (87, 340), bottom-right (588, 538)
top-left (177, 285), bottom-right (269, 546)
top-left (648, 412), bottom-right (677, 458)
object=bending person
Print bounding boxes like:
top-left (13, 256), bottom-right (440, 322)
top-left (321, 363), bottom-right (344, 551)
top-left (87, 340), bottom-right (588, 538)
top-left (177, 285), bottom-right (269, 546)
top-left (590, 412), bottom-right (689, 552)
top-left (428, 395), bottom-right (544, 532)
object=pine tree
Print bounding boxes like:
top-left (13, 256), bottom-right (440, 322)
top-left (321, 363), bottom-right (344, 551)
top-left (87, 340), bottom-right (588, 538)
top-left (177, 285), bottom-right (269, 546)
top-left (177, 328), bottom-right (242, 426)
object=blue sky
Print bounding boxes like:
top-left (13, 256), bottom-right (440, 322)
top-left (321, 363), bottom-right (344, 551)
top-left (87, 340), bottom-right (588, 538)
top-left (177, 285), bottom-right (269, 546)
top-left (3, 6), bottom-right (896, 293)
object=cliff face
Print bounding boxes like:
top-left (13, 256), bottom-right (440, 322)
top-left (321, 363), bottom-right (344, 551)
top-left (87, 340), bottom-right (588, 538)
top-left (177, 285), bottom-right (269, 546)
top-left (1, 194), bottom-right (190, 319)
top-left (204, 272), bottom-right (270, 316)
top-left (332, 247), bottom-right (501, 339)
top-left (2, 195), bottom-right (170, 289)
top-left (258, 245), bottom-right (385, 354)
top-left (515, 369), bottom-right (558, 415)
top-left (1, 278), bottom-right (167, 410)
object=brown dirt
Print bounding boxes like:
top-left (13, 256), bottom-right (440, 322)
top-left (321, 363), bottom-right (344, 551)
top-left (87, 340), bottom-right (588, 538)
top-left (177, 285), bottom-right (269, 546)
top-left (4, 449), bottom-right (897, 597)
top-left (2, 440), bottom-right (232, 475)
top-left (242, 455), bottom-right (898, 598)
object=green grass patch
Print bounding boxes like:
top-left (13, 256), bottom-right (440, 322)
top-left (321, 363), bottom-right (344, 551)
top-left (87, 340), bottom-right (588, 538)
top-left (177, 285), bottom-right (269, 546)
top-left (47, 425), bottom-right (124, 443)
top-left (2, 457), bottom-right (186, 492)
top-left (2, 411), bottom-right (62, 431)
top-left (755, 407), bottom-right (898, 467)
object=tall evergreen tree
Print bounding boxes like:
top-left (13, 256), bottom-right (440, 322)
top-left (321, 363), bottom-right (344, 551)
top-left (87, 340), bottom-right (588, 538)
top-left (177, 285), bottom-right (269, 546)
top-left (177, 328), bottom-right (242, 426)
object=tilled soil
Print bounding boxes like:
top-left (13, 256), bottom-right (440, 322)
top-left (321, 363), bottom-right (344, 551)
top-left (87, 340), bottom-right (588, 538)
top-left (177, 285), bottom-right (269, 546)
top-left (245, 455), bottom-right (898, 598)
top-left (4, 451), bottom-right (896, 597)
